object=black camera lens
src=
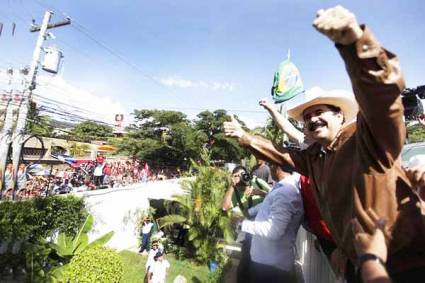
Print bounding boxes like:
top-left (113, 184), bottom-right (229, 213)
top-left (236, 172), bottom-right (252, 187)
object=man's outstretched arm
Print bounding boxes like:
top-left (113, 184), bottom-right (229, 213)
top-left (313, 6), bottom-right (405, 167)
top-left (223, 115), bottom-right (308, 175)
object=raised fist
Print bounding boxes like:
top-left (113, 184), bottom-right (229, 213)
top-left (259, 98), bottom-right (274, 111)
top-left (313, 5), bottom-right (363, 45)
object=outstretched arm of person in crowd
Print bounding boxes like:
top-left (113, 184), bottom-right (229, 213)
top-left (223, 115), bottom-right (308, 175)
top-left (259, 98), bottom-right (304, 145)
top-left (314, 5), bottom-right (405, 167)
top-left (352, 210), bottom-right (391, 283)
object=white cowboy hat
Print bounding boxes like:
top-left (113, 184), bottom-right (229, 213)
top-left (287, 86), bottom-right (358, 123)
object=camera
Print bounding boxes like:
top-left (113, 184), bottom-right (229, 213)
top-left (401, 86), bottom-right (425, 120)
top-left (236, 172), bottom-right (252, 187)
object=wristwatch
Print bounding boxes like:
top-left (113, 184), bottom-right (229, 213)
top-left (357, 253), bottom-right (386, 269)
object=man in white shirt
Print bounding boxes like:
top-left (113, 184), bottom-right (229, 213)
top-left (241, 163), bottom-right (304, 282)
top-left (145, 240), bottom-right (160, 282)
top-left (150, 252), bottom-right (170, 283)
top-left (139, 218), bottom-right (154, 253)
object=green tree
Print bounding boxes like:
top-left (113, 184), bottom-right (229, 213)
top-left (69, 121), bottom-right (114, 142)
top-left (68, 142), bottom-right (90, 157)
top-left (252, 115), bottom-right (301, 145)
top-left (194, 109), bottom-right (247, 163)
top-left (26, 101), bottom-right (54, 137)
top-left (117, 109), bottom-right (204, 168)
top-left (157, 150), bottom-right (234, 264)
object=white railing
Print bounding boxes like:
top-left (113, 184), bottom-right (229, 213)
top-left (296, 228), bottom-right (339, 283)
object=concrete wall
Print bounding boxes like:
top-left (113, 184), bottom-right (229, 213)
top-left (74, 179), bottom-right (182, 251)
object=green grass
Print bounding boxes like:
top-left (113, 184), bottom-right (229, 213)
top-left (119, 250), bottom-right (210, 283)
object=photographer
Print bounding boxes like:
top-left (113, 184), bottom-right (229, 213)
top-left (222, 165), bottom-right (271, 283)
top-left (222, 166), bottom-right (270, 217)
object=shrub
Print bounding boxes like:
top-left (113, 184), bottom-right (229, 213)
top-left (0, 195), bottom-right (87, 240)
top-left (65, 247), bottom-right (124, 283)
top-left (0, 196), bottom-right (87, 281)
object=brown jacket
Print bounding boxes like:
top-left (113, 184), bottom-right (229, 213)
top-left (239, 27), bottom-right (425, 273)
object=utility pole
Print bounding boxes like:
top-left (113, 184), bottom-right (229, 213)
top-left (10, 11), bottom-right (70, 198)
top-left (0, 93), bottom-right (13, 196)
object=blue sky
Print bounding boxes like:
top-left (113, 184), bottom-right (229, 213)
top-left (0, 0), bottom-right (424, 127)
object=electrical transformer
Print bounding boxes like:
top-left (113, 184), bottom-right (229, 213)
top-left (42, 47), bottom-right (63, 74)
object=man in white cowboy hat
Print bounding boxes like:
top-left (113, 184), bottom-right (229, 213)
top-left (224, 5), bottom-right (425, 282)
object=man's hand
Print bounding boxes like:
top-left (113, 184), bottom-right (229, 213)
top-left (259, 98), bottom-right (274, 112)
top-left (313, 5), bottom-right (363, 45)
top-left (351, 210), bottom-right (388, 263)
top-left (223, 115), bottom-right (246, 138)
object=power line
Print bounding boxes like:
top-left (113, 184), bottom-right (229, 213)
top-left (25, 117), bottom-right (116, 141)
top-left (144, 106), bottom-right (265, 114)
top-left (35, 101), bottom-right (116, 127)
top-left (32, 0), bottom-right (176, 91)
top-left (29, 0), bottom-right (263, 119)
top-left (32, 93), bottom-right (93, 115)
top-left (70, 22), bottom-right (167, 89)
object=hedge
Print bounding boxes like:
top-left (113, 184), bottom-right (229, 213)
top-left (0, 196), bottom-right (88, 281)
top-left (66, 246), bottom-right (123, 283)
top-left (0, 195), bottom-right (87, 240)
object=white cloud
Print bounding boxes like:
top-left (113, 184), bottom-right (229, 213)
top-left (155, 76), bottom-right (236, 91)
top-left (36, 75), bottom-right (128, 125)
top-left (0, 72), bottom-right (128, 126)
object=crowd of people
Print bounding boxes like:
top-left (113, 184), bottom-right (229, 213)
top-left (222, 5), bottom-right (425, 283)
top-left (0, 155), bottom-right (183, 200)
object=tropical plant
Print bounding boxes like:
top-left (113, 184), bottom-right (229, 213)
top-left (47, 214), bottom-right (114, 281)
top-left (65, 246), bottom-right (123, 283)
top-left (157, 149), bottom-right (234, 264)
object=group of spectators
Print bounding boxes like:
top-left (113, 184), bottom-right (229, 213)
top-left (0, 155), bottom-right (183, 200)
top-left (222, 6), bottom-right (425, 283)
